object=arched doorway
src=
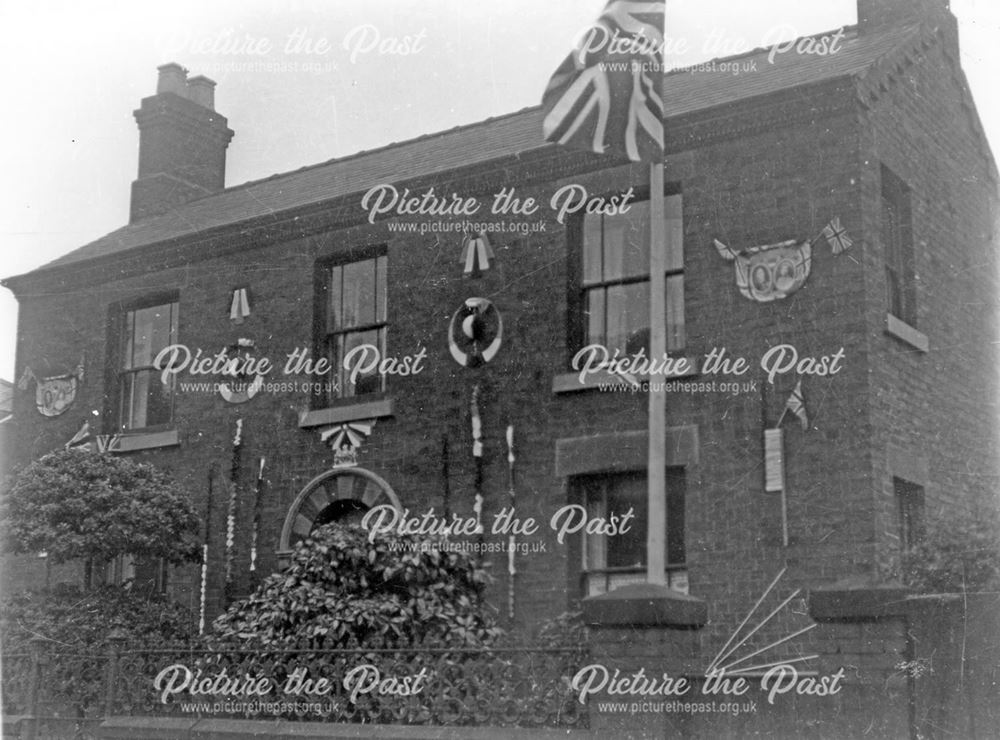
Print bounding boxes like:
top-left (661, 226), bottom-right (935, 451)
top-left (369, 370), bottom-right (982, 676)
top-left (276, 467), bottom-right (400, 568)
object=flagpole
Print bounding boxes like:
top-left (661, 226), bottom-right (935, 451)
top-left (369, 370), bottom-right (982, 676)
top-left (647, 161), bottom-right (667, 585)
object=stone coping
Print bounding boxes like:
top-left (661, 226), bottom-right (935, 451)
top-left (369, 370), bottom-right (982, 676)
top-left (582, 582), bottom-right (707, 627)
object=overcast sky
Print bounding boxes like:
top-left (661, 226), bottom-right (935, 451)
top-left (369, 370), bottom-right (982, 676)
top-left (1, 0), bottom-right (998, 381)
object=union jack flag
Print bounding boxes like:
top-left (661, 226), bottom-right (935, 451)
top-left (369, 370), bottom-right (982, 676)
top-left (784, 380), bottom-right (809, 431)
top-left (95, 434), bottom-right (122, 452)
top-left (820, 217), bottom-right (852, 254)
top-left (542, 1), bottom-right (665, 163)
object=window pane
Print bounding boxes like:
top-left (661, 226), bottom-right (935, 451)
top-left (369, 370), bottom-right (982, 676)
top-left (584, 481), bottom-right (606, 571)
top-left (605, 474), bottom-right (645, 569)
top-left (342, 329), bottom-right (381, 397)
top-left (376, 255), bottom-right (387, 323)
top-left (122, 369), bottom-right (173, 429)
top-left (664, 205), bottom-right (683, 272)
top-left (666, 273), bottom-right (685, 351)
top-left (123, 311), bottom-right (135, 370)
top-left (582, 214), bottom-right (603, 285)
top-left (328, 265), bottom-right (342, 330)
top-left (342, 259), bottom-right (376, 327)
top-left (585, 288), bottom-right (605, 346)
top-left (606, 282), bottom-right (649, 354)
top-left (666, 468), bottom-right (686, 565)
top-left (604, 200), bottom-right (649, 281)
top-left (130, 304), bottom-right (175, 367)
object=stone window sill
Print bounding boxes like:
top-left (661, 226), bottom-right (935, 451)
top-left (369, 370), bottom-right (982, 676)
top-left (552, 356), bottom-right (699, 394)
top-left (582, 582), bottom-right (707, 627)
top-left (885, 314), bottom-right (928, 353)
top-left (298, 397), bottom-right (395, 428)
top-left (113, 429), bottom-right (180, 452)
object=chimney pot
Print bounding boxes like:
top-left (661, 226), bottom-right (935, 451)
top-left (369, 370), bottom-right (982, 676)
top-left (131, 64), bottom-right (233, 222)
top-left (186, 75), bottom-right (216, 110)
top-left (156, 62), bottom-right (189, 96)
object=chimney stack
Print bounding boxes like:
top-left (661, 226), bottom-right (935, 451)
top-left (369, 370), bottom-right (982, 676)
top-left (857, 0), bottom-right (954, 32)
top-left (130, 63), bottom-right (234, 223)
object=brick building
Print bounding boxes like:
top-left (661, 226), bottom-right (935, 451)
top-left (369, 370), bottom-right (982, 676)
top-left (3, 0), bottom-right (998, 735)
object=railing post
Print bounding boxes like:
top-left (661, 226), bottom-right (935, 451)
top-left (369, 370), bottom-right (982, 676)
top-left (103, 627), bottom-right (128, 718)
top-left (24, 636), bottom-right (47, 740)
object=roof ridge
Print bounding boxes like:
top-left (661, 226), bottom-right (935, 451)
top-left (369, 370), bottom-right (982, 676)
top-left (214, 104), bottom-right (544, 198)
top-left (666, 22), bottom-right (863, 76)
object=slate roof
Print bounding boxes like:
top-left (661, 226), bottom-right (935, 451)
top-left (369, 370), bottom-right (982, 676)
top-left (9, 22), bottom-right (943, 278)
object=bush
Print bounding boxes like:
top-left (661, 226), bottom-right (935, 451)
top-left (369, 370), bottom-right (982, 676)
top-left (212, 523), bottom-right (503, 649)
top-left (0, 583), bottom-right (197, 653)
top-left (902, 517), bottom-right (1000, 593)
top-left (533, 611), bottom-right (586, 649)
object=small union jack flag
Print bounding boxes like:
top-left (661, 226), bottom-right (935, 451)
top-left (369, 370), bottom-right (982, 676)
top-left (542, 1), bottom-right (665, 163)
top-left (95, 434), bottom-right (122, 453)
top-left (821, 217), bottom-right (852, 254)
top-left (784, 380), bottom-right (809, 431)
top-left (65, 420), bottom-right (91, 450)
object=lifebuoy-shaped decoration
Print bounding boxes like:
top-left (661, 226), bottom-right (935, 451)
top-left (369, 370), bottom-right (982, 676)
top-left (448, 297), bottom-right (503, 368)
top-left (219, 340), bottom-right (265, 404)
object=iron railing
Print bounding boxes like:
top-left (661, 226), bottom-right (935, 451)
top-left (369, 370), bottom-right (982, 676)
top-left (2, 637), bottom-right (589, 734)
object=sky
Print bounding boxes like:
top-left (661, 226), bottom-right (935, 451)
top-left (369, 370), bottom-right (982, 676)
top-left (1, 0), bottom-right (998, 382)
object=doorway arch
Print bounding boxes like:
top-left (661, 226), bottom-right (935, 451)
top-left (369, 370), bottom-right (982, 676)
top-left (276, 467), bottom-right (400, 568)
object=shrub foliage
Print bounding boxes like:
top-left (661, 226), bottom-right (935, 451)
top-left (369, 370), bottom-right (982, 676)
top-left (902, 517), bottom-right (1000, 593)
top-left (213, 523), bottom-right (502, 648)
top-left (0, 583), bottom-right (197, 653)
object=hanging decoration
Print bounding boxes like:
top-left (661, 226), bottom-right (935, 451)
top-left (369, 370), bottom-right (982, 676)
top-left (224, 418), bottom-right (242, 600)
top-left (441, 434), bottom-right (452, 519)
top-left (95, 434), bottom-right (122, 453)
top-left (470, 385), bottom-right (485, 534)
top-left (249, 457), bottom-right (266, 574)
top-left (506, 424), bottom-right (516, 620)
top-left (19, 356), bottom-right (85, 417)
top-left (317, 420), bottom-right (376, 467)
top-left (448, 298), bottom-right (503, 367)
top-left (460, 230), bottom-right (495, 278)
top-left (821, 216), bottom-right (853, 255)
top-left (763, 378), bottom-right (809, 548)
top-left (65, 420), bottom-right (91, 450)
top-left (199, 464), bottom-right (216, 635)
top-left (229, 287), bottom-right (251, 323)
top-left (713, 218), bottom-right (853, 303)
top-left (64, 421), bottom-right (122, 453)
top-left (219, 339), bottom-right (263, 404)
top-left (713, 238), bottom-right (812, 303)
top-left (778, 379), bottom-right (809, 431)
top-left (763, 428), bottom-right (785, 494)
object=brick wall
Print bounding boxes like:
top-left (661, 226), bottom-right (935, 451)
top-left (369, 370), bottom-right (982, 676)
top-left (4, 28), bottom-right (996, 670)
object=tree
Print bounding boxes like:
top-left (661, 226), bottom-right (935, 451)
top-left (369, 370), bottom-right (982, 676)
top-left (1, 449), bottom-right (201, 582)
top-left (213, 523), bottom-right (502, 649)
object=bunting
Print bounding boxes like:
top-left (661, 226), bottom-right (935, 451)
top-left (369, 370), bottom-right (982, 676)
top-left (470, 385), bottom-right (485, 534)
top-left (249, 457), bottom-right (266, 574)
top-left (224, 418), bottom-right (242, 598)
top-left (506, 424), bottom-right (516, 620)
